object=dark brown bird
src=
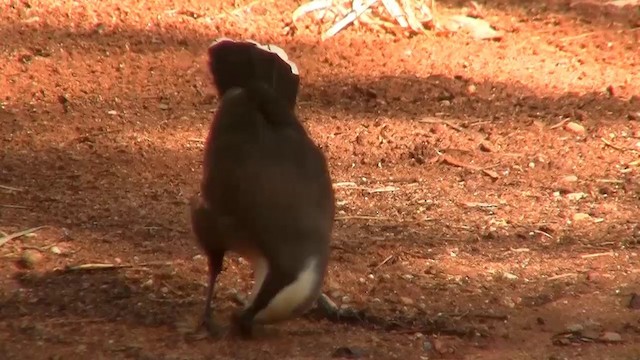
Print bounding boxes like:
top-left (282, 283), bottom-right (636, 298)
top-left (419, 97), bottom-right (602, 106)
top-left (190, 38), bottom-right (335, 339)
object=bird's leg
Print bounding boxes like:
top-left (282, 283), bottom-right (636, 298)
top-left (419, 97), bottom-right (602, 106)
top-left (196, 251), bottom-right (226, 337)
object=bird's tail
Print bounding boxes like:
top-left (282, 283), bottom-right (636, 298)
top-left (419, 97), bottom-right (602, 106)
top-left (207, 38), bottom-right (300, 110)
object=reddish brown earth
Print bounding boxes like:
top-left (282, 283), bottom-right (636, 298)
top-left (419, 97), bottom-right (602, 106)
top-left (1, 0), bottom-right (640, 359)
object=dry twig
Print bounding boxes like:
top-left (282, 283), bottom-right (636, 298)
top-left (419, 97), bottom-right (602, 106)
top-left (64, 261), bottom-right (173, 272)
top-left (335, 215), bottom-right (392, 221)
top-left (581, 251), bottom-right (615, 259)
top-left (1, 204), bottom-right (29, 209)
top-left (0, 226), bottom-right (49, 248)
top-left (601, 137), bottom-right (627, 152)
top-left (0, 184), bottom-right (24, 192)
top-left (549, 119), bottom-right (569, 130)
top-left (373, 255), bottom-right (394, 271)
top-left (547, 273), bottom-right (577, 281)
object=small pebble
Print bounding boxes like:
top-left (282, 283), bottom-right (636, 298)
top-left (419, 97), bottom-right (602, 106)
top-left (565, 121), bottom-right (586, 135)
top-left (400, 296), bottom-right (414, 306)
top-left (572, 213), bottom-right (591, 222)
top-left (628, 293), bottom-right (640, 310)
top-left (503, 272), bottom-right (518, 280)
top-left (402, 274), bottom-right (414, 281)
top-left (561, 175), bottom-right (578, 183)
top-left (566, 323), bottom-right (584, 333)
top-left (599, 331), bottom-right (622, 343)
top-left (586, 271), bottom-right (601, 282)
top-left (49, 246), bottom-right (61, 254)
top-left (422, 340), bottom-right (434, 352)
top-left (502, 297), bottom-right (516, 308)
top-left (331, 346), bottom-right (365, 359)
top-left (19, 250), bottom-right (43, 269)
top-left (341, 296), bottom-right (351, 304)
top-left (565, 192), bottom-right (586, 201)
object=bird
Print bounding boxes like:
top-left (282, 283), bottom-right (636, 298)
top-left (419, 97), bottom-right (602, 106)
top-left (290, 0), bottom-right (438, 40)
top-left (189, 37), bottom-right (336, 339)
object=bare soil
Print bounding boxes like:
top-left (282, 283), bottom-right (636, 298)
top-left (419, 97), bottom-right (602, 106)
top-left (1, 0), bottom-right (640, 359)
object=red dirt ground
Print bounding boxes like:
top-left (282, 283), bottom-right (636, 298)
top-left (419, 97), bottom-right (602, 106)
top-left (1, 0), bottom-right (639, 359)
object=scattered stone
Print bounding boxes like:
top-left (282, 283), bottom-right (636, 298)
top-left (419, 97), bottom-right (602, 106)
top-left (158, 103), bottom-right (170, 110)
top-left (430, 338), bottom-right (448, 354)
top-left (565, 192), bottom-right (587, 201)
top-left (19, 249), bottom-right (43, 269)
top-left (548, 356), bottom-right (568, 360)
top-left (49, 246), bottom-right (61, 254)
top-left (422, 340), bottom-right (433, 352)
top-left (628, 292), bottom-right (640, 310)
top-left (599, 331), bottom-right (622, 343)
top-left (400, 296), bottom-right (414, 306)
top-left (402, 274), bottom-right (414, 281)
top-left (579, 328), bottom-right (601, 340)
top-left (479, 141), bottom-right (496, 152)
top-left (332, 346), bottom-right (365, 358)
top-left (566, 323), bottom-right (584, 333)
top-left (501, 296), bottom-right (516, 308)
top-left (560, 175), bottom-right (578, 183)
top-left (107, 110), bottom-right (118, 115)
top-left (586, 271), bottom-right (601, 282)
top-left (565, 121), bottom-right (586, 135)
top-left (503, 272), bottom-right (518, 280)
top-left (341, 296), bottom-right (351, 304)
top-left (572, 213), bottom-right (591, 222)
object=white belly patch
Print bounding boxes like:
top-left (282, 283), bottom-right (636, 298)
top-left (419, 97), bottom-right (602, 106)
top-left (252, 257), bottom-right (319, 323)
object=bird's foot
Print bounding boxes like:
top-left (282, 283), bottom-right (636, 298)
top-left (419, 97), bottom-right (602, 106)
top-left (230, 310), bottom-right (255, 340)
top-left (185, 315), bottom-right (228, 341)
